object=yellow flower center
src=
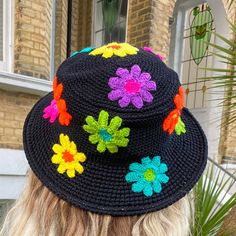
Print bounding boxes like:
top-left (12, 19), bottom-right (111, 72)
top-left (144, 168), bottom-right (156, 182)
top-left (62, 151), bottom-right (74, 162)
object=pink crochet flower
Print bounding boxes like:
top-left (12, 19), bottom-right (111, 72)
top-left (43, 99), bottom-right (59, 123)
top-left (143, 47), bottom-right (165, 61)
top-left (108, 65), bottom-right (156, 109)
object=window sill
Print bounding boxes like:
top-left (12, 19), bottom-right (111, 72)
top-left (0, 71), bottom-right (52, 96)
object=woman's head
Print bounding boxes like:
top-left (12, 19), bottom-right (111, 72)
top-left (1, 170), bottom-right (192, 236)
top-left (1, 43), bottom-right (207, 235)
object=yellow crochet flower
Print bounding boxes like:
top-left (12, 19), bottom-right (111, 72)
top-left (51, 134), bottom-right (86, 178)
top-left (89, 42), bottom-right (139, 58)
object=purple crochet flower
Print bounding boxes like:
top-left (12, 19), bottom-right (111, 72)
top-left (108, 65), bottom-right (156, 109)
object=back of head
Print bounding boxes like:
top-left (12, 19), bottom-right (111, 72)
top-left (1, 170), bottom-right (192, 236)
top-left (1, 43), bottom-right (207, 236)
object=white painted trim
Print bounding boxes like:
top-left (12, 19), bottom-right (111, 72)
top-left (0, 0), bottom-right (13, 72)
top-left (49, 0), bottom-right (57, 80)
top-left (0, 71), bottom-right (52, 96)
top-left (0, 149), bottom-right (28, 175)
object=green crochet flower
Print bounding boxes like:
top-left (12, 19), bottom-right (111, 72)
top-left (83, 110), bottom-right (130, 153)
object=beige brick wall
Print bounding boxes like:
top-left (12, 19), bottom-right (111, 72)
top-left (14, 0), bottom-right (52, 79)
top-left (0, 89), bottom-right (39, 149)
top-left (127, 0), bottom-right (152, 47)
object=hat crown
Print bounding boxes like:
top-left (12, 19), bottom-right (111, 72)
top-left (56, 48), bottom-right (181, 122)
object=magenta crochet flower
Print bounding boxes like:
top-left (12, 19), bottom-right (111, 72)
top-left (108, 65), bottom-right (156, 109)
top-left (43, 99), bottom-right (59, 123)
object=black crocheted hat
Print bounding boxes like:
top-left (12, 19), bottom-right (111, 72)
top-left (23, 43), bottom-right (207, 216)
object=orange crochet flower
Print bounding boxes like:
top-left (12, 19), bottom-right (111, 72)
top-left (43, 76), bottom-right (72, 126)
top-left (163, 86), bottom-right (186, 135)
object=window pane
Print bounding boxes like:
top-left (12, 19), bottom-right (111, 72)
top-left (0, 0), bottom-right (3, 61)
top-left (94, 0), bottom-right (128, 46)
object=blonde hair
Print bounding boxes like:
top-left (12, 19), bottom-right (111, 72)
top-left (0, 170), bottom-right (192, 236)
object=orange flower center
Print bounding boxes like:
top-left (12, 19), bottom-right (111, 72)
top-left (62, 151), bottom-right (74, 162)
top-left (107, 44), bottom-right (121, 50)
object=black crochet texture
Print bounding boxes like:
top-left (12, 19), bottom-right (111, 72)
top-left (23, 49), bottom-right (208, 216)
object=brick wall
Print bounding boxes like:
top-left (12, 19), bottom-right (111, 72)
top-left (14, 0), bottom-right (52, 79)
top-left (0, 90), bottom-right (39, 149)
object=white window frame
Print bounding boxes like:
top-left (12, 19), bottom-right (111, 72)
top-left (0, 0), bottom-right (14, 72)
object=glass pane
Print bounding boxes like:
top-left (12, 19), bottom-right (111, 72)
top-left (0, 0), bottom-right (3, 61)
top-left (180, 3), bottom-right (215, 109)
top-left (0, 200), bottom-right (14, 225)
top-left (94, 0), bottom-right (127, 46)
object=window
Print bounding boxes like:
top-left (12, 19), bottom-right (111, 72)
top-left (92, 0), bottom-right (128, 47)
top-left (0, 0), bottom-right (13, 72)
top-left (170, 1), bottom-right (215, 109)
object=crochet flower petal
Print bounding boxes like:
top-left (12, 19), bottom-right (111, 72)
top-left (132, 180), bottom-right (146, 193)
top-left (141, 157), bottom-right (152, 165)
top-left (52, 144), bottom-right (63, 154)
top-left (152, 156), bottom-right (161, 167)
top-left (119, 95), bottom-right (131, 108)
top-left (130, 65), bottom-right (141, 78)
top-left (116, 68), bottom-right (130, 78)
top-left (97, 141), bottom-right (106, 153)
top-left (140, 90), bottom-right (153, 103)
top-left (112, 137), bottom-right (129, 147)
top-left (143, 183), bottom-right (153, 197)
top-left (106, 143), bottom-right (118, 153)
top-left (85, 116), bottom-right (99, 130)
top-left (138, 72), bottom-right (151, 82)
top-left (108, 116), bottom-right (122, 133)
top-left (89, 134), bottom-right (100, 144)
top-left (108, 77), bottom-right (123, 89)
top-left (67, 169), bottom-right (75, 178)
top-left (60, 134), bottom-right (70, 149)
top-left (129, 162), bottom-right (146, 172)
top-left (153, 180), bottom-right (162, 193)
top-left (116, 127), bottom-right (130, 138)
top-left (108, 89), bottom-right (123, 101)
top-left (103, 47), bottom-right (114, 58)
top-left (74, 162), bottom-right (84, 174)
top-left (114, 48), bottom-right (126, 57)
top-left (157, 174), bottom-right (169, 184)
top-left (125, 171), bottom-right (142, 182)
top-left (143, 81), bottom-right (157, 91)
top-left (51, 154), bottom-right (62, 164)
top-left (131, 95), bottom-right (144, 109)
top-left (98, 110), bottom-right (109, 128)
top-left (57, 163), bottom-right (66, 174)
top-left (75, 152), bottom-right (86, 162)
top-left (159, 163), bottom-right (168, 173)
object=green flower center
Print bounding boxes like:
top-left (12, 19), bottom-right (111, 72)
top-left (99, 128), bottom-right (113, 142)
top-left (144, 168), bottom-right (156, 182)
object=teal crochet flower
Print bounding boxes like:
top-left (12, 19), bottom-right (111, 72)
top-left (83, 110), bottom-right (130, 153)
top-left (125, 156), bottom-right (169, 197)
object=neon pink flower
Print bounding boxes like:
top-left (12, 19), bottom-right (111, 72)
top-left (143, 47), bottom-right (165, 61)
top-left (108, 65), bottom-right (156, 109)
top-left (43, 99), bottom-right (59, 123)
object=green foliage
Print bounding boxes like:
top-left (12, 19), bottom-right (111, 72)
top-left (201, 19), bottom-right (236, 126)
top-left (192, 161), bottom-right (236, 236)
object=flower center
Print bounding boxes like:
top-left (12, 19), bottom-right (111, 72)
top-left (107, 44), bottom-right (121, 49)
top-left (124, 80), bottom-right (141, 94)
top-left (62, 151), bottom-right (74, 162)
top-left (144, 169), bottom-right (156, 182)
top-left (99, 128), bottom-right (113, 142)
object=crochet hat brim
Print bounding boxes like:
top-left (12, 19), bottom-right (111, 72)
top-left (23, 92), bottom-right (207, 216)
